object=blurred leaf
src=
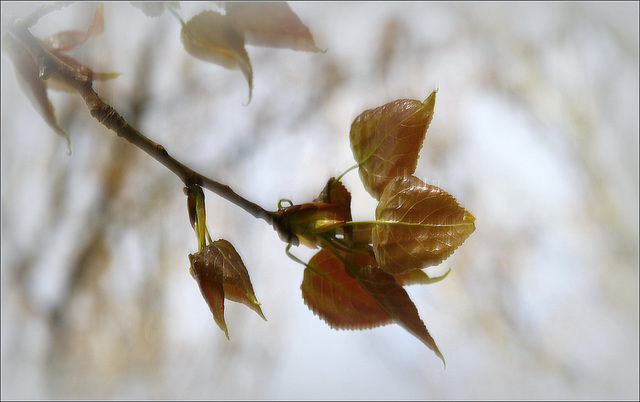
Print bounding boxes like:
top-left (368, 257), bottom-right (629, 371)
top-left (180, 10), bottom-right (253, 102)
top-left (189, 240), bottom-right (265, 339)
top-left (302, 248), bottom-right (391, 330)
top-left (2, 31), bottom-right (70, 150)
top-left (222, 1), bottom-right (324, 52)
top-left (350, 91), bottom-right (436, 199)
top-left (130, 2), bottom-right (179, 17)
top-left (43, 3), bottom-right (104, 51)
top-left (47, 50), bottom-right (120, 92)
top-left (373, 175), bottom-right (476, 274)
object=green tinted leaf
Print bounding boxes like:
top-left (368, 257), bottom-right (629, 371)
top-left (350, 91), bottom-right (437, 199)
top-left (180, 10), bottom-right (253, 101)
top-left (373, 175), bottom-right (475, 274)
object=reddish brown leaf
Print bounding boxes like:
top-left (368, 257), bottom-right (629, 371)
top-left (373, 175), bottom-right (476, 274)
top-left (350, 91), bottom-right (437, 199)
top-left (222, 2), bottom-right (323, 52)
top-left (189, 247), bottom-right (228, 339)
top-left (180, 10), bottom-right (253, 101)
top-left (302, 249), bottom-right (391, 330)
top-left (213, 240), bottom-right (266, 321)
top-left (356, 264), bottom-right (445, 366)
top-left (189, 240), bottom-right (265, 339)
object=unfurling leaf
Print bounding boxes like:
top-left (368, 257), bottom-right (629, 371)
top-left (222, 1), bottom-right (324, 52)
top-left (180, 10), bottom-right (253, 102)
top-left (373, 175), bottom-right (476, 274)
top-left (302, 249), bottom-right (391, 330)
top-left (350, 90), bottom-right (437, 199)
top-left (278, 202), bottom-right (347, 248)
top-left (189, 240), bottom-right (265, 339)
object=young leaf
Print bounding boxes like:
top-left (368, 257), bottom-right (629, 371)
top-left (356, 264), bottom-right (445, 366)
top-left (278, 202), bottom-right (347, 248)
top-left (189, 246), bottom-right (228, 339)
top-left (222, 1), bottom-right (324, 52)
top-left (212, 239), bottom-right (266, 321)
top-left (43, 3), bottom-right (104, 51)
top-left (373, 175), bottom-right (476, 274)
top-left (350, 91), bottom-right (437, 199)
top-left (393, 267), bottom-right (451, 286)
top-left (189, 240), bottom-right (265, 339)
top-left (180, 10), bottom-right (253, 101)
top-left (302, 249), bottom-right (391, 330)
top-left (2, 31), bottom-right (70, 150)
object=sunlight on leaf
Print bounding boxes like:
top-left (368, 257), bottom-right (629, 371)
top-left (279, 202), bottom-right (347, 248)
top-left (302, 249), bottom-right (391, 330)
top-left (180, 10), bottom-right (253, 102)
top-left (350, 91), bottom-right (437, 199)
top-left (373, 175), bottom-right (476, 274)
top-left (222, 1), bottom-right (324, 52)
top-left (356, 263), bottom-right (445, 366)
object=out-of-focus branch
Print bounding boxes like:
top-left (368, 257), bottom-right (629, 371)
top-left (6, 15), bottom-right (278, 227)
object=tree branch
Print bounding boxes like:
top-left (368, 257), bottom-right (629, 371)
top-left (7, 15), bottom-right (278, 227)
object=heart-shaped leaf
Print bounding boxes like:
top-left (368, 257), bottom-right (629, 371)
top-left (180, 10), bottom-right (253, 102)
top-left (373, 175), bottom-right (476, 274)
top-left (222, 1), bottom-right (324, 52)
top-left (350, 91), bottom-right (436, 199)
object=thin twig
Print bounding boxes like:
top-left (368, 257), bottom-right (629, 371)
top-left (7, 16), bottom-right (278, 227)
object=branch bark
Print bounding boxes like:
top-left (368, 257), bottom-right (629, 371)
top-left (7, 15), bottom-right (278, 228)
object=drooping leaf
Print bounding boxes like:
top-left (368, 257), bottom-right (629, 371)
top-left (189, 246), bottom-right (228, 339)
top-left (356, 263), bottom-right (445, 366)
top-left (222, 1), bottom-right (324, 52)
top-left (2, 31), bottom-right (70, 150)
top-left (189, 241), bottom-right (265, 339)
top-left (373, 175), bottom-right (476, 274)
top-left (302, 249), bottom-right (391, 330)
top-left (180, 10), bottom-right (253, 101)
top-left (212, 239), bottom-right (266, 321)
top-left (350, 91), bottom-right (437, 199)
top-left (43, 3), bottom-right (104, 51)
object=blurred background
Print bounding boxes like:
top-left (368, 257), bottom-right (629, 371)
top-left (1, 2), bottom-right (638, 399)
